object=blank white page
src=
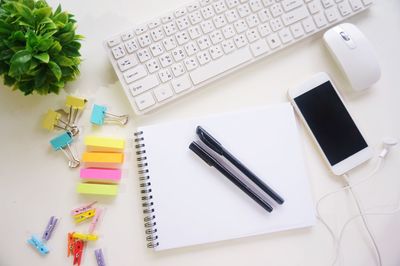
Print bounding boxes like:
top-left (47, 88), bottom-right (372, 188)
top-left (137, 103), bottom-right (315, 251)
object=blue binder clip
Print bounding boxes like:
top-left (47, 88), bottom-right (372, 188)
top-left (90, 104), bottom-right (128, 126)
top-left (95, 248), bottom-right (106, 266)
top-left (27, 235), bottom-right (49, 255)
top-left (42, 216), bottom-right (58, 241)
top-left (50, 131), bottom-right (80, 168)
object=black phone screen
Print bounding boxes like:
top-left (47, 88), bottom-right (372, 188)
top-left (294, 81), bottom-right (368, 166)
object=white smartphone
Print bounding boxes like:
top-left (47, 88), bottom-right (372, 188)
top-left (288, 72), bottom-right (373, 175)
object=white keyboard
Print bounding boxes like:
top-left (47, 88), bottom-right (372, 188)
top-left (105, 0), bottom-right (373, 115)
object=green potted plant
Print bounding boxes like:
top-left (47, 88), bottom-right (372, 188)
top-left (0, 0), bottom-right (82, 95)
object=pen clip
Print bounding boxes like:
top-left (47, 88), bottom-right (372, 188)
top-left (196, 126), bottom-right (224, 155)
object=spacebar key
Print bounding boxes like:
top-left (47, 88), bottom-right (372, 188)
top-left (189, 48), bottom-right (252, 85)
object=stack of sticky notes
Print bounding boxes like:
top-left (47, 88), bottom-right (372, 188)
top-left (77, 136), bottom-right (125, 196)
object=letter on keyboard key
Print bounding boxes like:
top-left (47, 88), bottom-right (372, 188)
top-left (190, 48), bottom-right (252, 85)
top-left (281, 6), bottom-right (308, 26)
top-left (171, 75), bottom-right (192, 93)
top-left (134, 92), bottom-right (156, 110)
top-left (266, 33), bottom-right (281, 49)
top-left (117, 55), bottom-right (138, 72)
top-left (111, 45), bottom-right (126, 59)
top-left (123, 65), bottom-right (147, 84)
top-left (129, 75), bottom-right (159, 96)
top-left (250, 39), bottom-right (269, 57)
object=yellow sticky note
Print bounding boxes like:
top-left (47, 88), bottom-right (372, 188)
top-left (66, 95), bottom-right (87, 109)
top-left (42, 110), bottom-right (61, 131)
top-left (77, 183), bottom-right (118, 196)
top-left (84, 136), bottom-right (125, 152)
top-left (82, 152), bottom-right (124, 168)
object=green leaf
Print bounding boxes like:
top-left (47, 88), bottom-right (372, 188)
top-left (48, 61), bottom-right (61, 80)
top-left (33, 52), bottom-right (49, 63)
top-left (23, 0), bottom-right (35, 10)
top-left (57, 31), bottom-right (74, 43)
top-left (53, 11), bottom-right (68, 25)
top-left (37, 37), bottom-right (53, 51)
top-left (11, 31), bottom-right (25, 41)
top-left (33, 7), bottom-right (51, 21)
top-left (26, 31), bottom-right (38, 50)
top-left (54, 55), bottom-right (74, 66)
top-left (13, 2), bottom-right (34, 25)
top-left (9, 50), bottom-right (32, 77)
top-left (49, 40), bottom-right (61, 53)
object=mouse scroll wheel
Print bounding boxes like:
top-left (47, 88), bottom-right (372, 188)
top-left (340, 31), bottom-right (351, 41)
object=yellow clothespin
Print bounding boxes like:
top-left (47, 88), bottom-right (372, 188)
top-left (73, 208), bottom-right (96, 223)
top-left (42, 109), bottom-right (79, 136)
top-left (65, 95), bottom-right (87, 125)
top-left (72, 232), bottom-right (98, 241)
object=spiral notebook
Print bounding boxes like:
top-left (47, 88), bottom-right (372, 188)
top-left (134, 103), bottom-right (315, 251)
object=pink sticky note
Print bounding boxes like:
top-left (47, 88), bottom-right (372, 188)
top-left (80, 168), bottom-right (121, 183)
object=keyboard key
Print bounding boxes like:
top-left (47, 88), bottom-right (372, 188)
top-left (325, 7), bottom-right (339, 22)
top-left (174, 7), bottom-right (187, 18)
top-left (234, 20), bottom-right (248, 33)
top-left (266, 33), bottom-right (281, 49)
top-left (258, 9), bottom-right (271, 22)
top-left (246, 14), bottom-right (260, 28)
top-left (213, 1), bottom-right (227, 13)
top-left (123, 65), bottom-right (147, 84)
top-left (190, 48), bottom-right (252, 85)
top-left (197, 36), bottom-right (212, 50)
top-left (117, 55), bottom-right (138, 72)
top-left (149, 43), bottom-right (164, 57)
top-left (162, 37), bottom-right (177, 51)
top-left (150, 27), bottom-right (164, 42)
top-left (278, 28), bottom-right (293, 43)
top-left (349, 0), bottom-right (362, 11)
top-left (146, 59), bottom-right (161, 73)
top-left (163, 22), bottom-right (178, 36)
top-left (111, 44), bottom-right (126, 59)
top-left (187, 2), bottom-right (201, 12)
top-left (200, 20), bottom-right (215, 33)
top-left (138, 33), bottom-right (152, 47)
top-left (121, 31), bottom-right (134, 41)
top-left (184, 41), bottom-right (200, 56)
top-left (209, 45), bottom-right (224, 59)
top-left (246, 29), bottom-right (260, 43)
top-left (281, 6), bottom-right (308, 26)
top-left (262, 0), bottom-right (274, 6)
top-left (237, 4), bottom-right (251, 17)
top-left (107, 37), bottom-right (121, 47)
top-left (134, 92), bottom-right (156, 110)
top-left (281, 0), bottom-right (303, 11)
top-left (148, 19), bottom-right (161, 29)
top-left (270, 3), bottom-right (283, 17)
top-left (158, 68), bottom-right (173, 82)
top-left (184, 57), bottom-right (199, 71)
top-left (176, 16), bottom-right (191, 30)
top-left (197, 50), bottom-right (212, 65)
top-left (124, 38), bottom-right (139, 53)
top-left (225, 9), bottom-right (240, 23)
top-left (200, 0), bottom-right (212, 6)
top-left (338, 2), bottom-right (352, 16)
top-left (250, 39), bottom-right (269, 56)
top-left (172, 48), bottom-right (186, 61)
top-left (171, 75), bottom-right (192, 93)
top-left (189, 11), bottom-right (203, 24)
top-left (135, 25), bottom-right (148, 35)
top-left (175, 31), bottom-right (190, 45)
top-left (258, 23), bottom-right (271, 37)
top-left (171, 63), bottom-right (186, 77)
top-left (188, 26), bottom-right (203, 39)
top-left (290, 23), bottom-right (304, 38)
top-left (234, 34), bottom-right (248, 48)
top-left (221, 39), bottom-right (236, 53)
top-left (249, 0), bottom-right (263, 12)
top-left (154, 85), bottom-right (174, 102)
top-left (307, 0), bottom-right (322, 14)
top-left (321, 0), bottom-right (334, 8)
top-left (201, 6), bottom-right (215, 19)
top-left (129, 75), bottom-right (159, 96)
top-left (213, 14), bottom-right (228, 28)
top-left (222, 25), bottom-right (236, 39)
top-left (270, 18), bottom-right (283, 32)
top-left (161, 14), bottom-right (174, 23)
top-left (137, 48), bottom-right (152, 62)
top-left (159, 53), bottom-right (174, 67)
top-left (302, 17), bottom-right (316, 33)
top-left (226, 0), bottom-right (240, 9)
top-left (313, 13), bottom-right (327, 28)
top-left (210, 30), bottom-right (224, 44)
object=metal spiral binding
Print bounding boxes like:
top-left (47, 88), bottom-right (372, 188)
top-left (134, 131), bottom-right (159, 249)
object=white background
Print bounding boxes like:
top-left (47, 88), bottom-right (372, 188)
top-left (0, 0), bottom-right (399, 266)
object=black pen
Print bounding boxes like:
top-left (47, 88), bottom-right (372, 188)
top-left (196, 126), bottom-right (284, 205)
top-left (189, 141), bottom-right (273, 212)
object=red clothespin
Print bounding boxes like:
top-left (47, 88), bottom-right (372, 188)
top-left (73, 240), bottom-right (84, 266)
top-left (67, 232), bottom-right (75, 257)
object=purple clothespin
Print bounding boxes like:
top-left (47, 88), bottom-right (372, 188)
top-left (42, 216), bottom-right (58, 241)
top-left (95, 248), bottom-right (106, 266)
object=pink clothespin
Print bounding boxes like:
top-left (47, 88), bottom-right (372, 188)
top-left (71, 201), bottom-right (97, 216)
top-left (89, 209), bottom-right (102, 234)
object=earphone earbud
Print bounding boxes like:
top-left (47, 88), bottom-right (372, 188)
top-left (379, 137), bottom-right (399, 158)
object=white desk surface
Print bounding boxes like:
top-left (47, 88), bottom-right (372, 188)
top-left (0, 0), bottom-right (399, 265)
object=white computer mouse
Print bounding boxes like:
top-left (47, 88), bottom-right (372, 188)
top-left (323, 23), bottom-right (381, 91)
